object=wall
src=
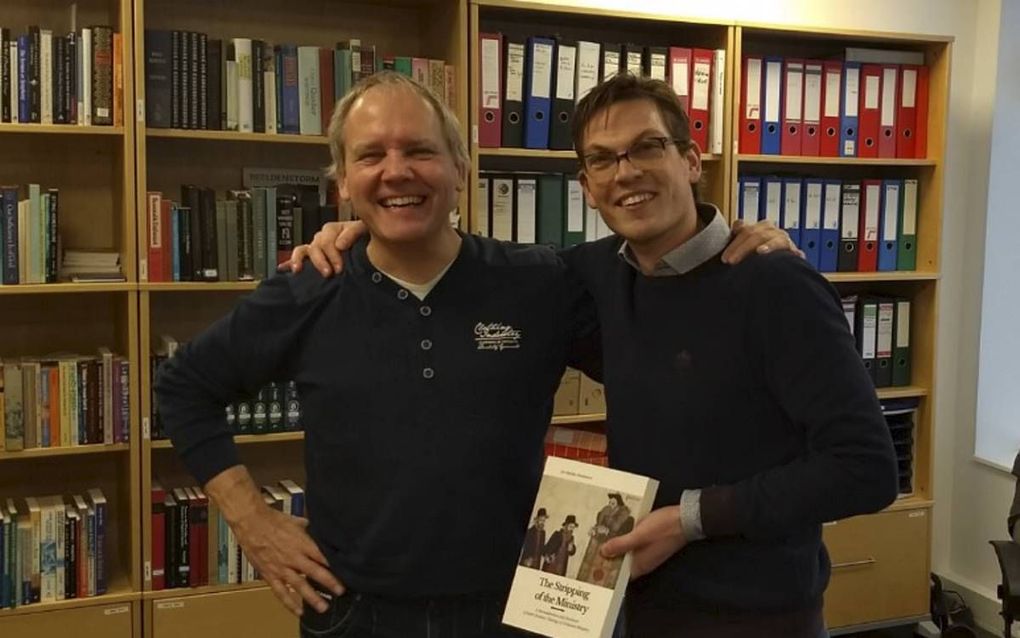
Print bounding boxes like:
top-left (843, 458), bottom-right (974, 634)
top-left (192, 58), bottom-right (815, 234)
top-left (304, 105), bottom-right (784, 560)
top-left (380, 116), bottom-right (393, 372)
top-left (510, 0), bottom-right (1013, 631)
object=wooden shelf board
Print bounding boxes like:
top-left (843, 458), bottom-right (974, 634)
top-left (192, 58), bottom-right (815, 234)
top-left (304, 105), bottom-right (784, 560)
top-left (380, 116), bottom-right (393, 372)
top-left (0, 443), bottom-right (130, 461)
top-left (551, 413), bottom-right (606, 425)
top-left (150, 432), bottom-right (304, 449)
top-left (473, 0), bottom-right (730, 27)
top-left (140, 281), bottom-right (260, 292)
top-left (0, 283), bottom-right (134, 295)
top-left (144, 581), bottom-right (269, 601)
top-left (884, 496), bottom-right (934, 512)
top-left (146, 129), bottom-right (328, 146)
top-left (824, 272), bottom-right (939, 283)
top-left (737, 154), bottom-right (937, 167)
top-left (0, 581), bottom-right (137, 617)
top-left (0, 123), bottom-right (125, 136)
top-left (876, 386), bottom-right (929, 400)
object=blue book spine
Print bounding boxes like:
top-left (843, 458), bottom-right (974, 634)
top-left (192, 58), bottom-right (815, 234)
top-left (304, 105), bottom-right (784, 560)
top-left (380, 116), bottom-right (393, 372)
top-left (17, 36), bottom-right (28, 123)
top-left (94, 499), bottom-right (106, 595)
top-left (171, 205), bottom-right (181, 281)
top-left (840, 62), bottom-right (861, 157)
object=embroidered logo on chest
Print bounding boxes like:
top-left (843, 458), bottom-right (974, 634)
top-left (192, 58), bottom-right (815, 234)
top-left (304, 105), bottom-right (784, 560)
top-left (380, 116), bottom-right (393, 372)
top-left (474, 322), bottom-right (522, 351)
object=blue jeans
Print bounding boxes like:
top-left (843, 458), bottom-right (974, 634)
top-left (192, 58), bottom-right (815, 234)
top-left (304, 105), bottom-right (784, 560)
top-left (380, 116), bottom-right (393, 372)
top-left (298, 588), bottom-right (530, 638)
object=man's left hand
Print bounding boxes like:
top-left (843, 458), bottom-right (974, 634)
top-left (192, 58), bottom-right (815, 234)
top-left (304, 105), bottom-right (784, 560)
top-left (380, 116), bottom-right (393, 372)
top-left (600, 505), bottom-right (688, 580)
top-left (722, 219), bottom-right (805, 264)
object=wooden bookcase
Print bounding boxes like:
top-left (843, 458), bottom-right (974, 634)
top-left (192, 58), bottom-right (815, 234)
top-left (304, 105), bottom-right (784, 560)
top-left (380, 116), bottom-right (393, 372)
top-left (468, 0), bottom-right (949, 633)
top-left (0, 0), bottom-right (949, 634)
top-left (0, 0), bottom-right (142, 636)
top-left (131, 0), bottom-right (467, 636)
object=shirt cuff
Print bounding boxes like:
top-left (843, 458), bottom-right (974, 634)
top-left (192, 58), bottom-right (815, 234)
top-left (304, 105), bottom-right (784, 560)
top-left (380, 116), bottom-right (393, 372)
top-left (679, 489), bottom-right (706, 542)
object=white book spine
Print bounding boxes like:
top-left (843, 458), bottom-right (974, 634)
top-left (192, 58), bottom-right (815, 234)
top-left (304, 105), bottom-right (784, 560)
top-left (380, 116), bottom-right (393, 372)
top-left (709, 49), bottom-right (725, 155)
top-left (82, 28), bottom-right (92, 126)
top-left (54, 500), bottom-right (65, 601)
top-left (40, 502), bottom-right (56, 602)
top-left (41, 31), bottom-right (53, 125)
top-left (297, 46), bottom-right (321, 135)
top-left (10, 41), bottom-right (18, 122)
top-left (265, 69), bottom-right (276, 134)
top-left (233, 38), bottom-right (252, 133)
top-left (225, 60), bottom-right (238, 131)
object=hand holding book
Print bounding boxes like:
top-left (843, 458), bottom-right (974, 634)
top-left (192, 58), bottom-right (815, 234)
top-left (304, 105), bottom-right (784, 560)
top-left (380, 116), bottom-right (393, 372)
top-left (599, 504), bottom-right (688, 580)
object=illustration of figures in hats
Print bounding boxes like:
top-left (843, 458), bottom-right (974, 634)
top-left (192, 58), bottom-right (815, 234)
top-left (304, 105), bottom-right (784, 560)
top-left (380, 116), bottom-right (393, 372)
top-left (519, 508), bottom-right (548, 568)
top-left (577, 493), bottom-right (634, 586)
top-left (541, 515), bottom-right (578, 576)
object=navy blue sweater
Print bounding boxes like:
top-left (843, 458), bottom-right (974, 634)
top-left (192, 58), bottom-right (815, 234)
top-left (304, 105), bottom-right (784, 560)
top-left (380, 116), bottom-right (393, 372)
top-left (564, 239), bottom-right (898, 618)
top-left (155, 234), bottom-right (599, 597)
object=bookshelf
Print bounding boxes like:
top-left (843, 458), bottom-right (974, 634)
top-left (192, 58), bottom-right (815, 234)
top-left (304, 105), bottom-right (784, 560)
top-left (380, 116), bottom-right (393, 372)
top-left (131, 0), bottom-right (468, 636)
top-left (0, 0), bottom-right (141, 635)
top-left (0, 0), bottom-right (950, 634)
top-left (467, 0), bottom-right (950, 633)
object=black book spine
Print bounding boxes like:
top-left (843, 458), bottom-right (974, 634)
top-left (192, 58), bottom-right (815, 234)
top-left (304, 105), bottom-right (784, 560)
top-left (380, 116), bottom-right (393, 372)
top-left (180, 32), bottom-right (190, 128)
top-left (200, 187), bottom-right (218, 280)
top-left (252, 40), bottom-right (265, 133)
top-left (66, 33), bottom-right (76, 124)
top-left (54, 35), bottom-right (66, 123)
top-left (177, 497), bottom-right (189, 588)
top-left (170, 31), bottom-right (180, 128)
top-left (198, 33), bottom-right (207, 130)
top-left (1, 28), bottom-right (10, 122)
top-left (181, 185), bottom-right (202, 279)
top-left (29, 26), bottom-right (41, 122)
top-left (165, 497), bottom-right (177, 588)
top-left (206, 39), bottom-right (221, 130)
top-left (178, 205), bottom-right (193, 282)
top-left (189, 32), bottom-right (198, 129)
top-left (144, 30), bottom-right (172, 128)
top-left (66, 512), bottom-right (77, 598)
top-left (46, 189), bottom-right (58, 282)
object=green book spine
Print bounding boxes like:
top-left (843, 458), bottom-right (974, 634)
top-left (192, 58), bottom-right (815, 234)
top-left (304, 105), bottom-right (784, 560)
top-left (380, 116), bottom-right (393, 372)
top-left (897, 178), bottom-right (917, 271)
top-left (536, 174), bottom-right (564, 248)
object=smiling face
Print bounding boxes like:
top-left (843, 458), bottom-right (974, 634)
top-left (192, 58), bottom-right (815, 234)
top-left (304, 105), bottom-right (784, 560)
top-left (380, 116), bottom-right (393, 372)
top-left (579, 98), bottom-right (702, 253)
top-left (338, 84), bottom-right (465, 246)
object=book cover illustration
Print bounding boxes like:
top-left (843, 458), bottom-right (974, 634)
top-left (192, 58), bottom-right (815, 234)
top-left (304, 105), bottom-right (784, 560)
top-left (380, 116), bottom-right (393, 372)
top-left (504, 456), bottom-right (658, 638)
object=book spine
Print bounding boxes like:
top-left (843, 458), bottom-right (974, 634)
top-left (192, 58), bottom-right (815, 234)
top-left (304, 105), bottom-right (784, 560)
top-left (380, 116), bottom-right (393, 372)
top-left (1, 29), bottom-right (9, 122)
top-left (170, 31), bottom-right (180, 128)
top-left (252, 41), bottom-right (265, 133)
top-left (198, 33), bottom-right (207, 129)
top-left (90, 26), bottom-right (112, 125)
top-left (189, 32), bottom-right (198, 129)
top-left (205, 39), bottom-right (221, 130)
top-left (29, 27), bottom-right (40, 123)
top-left (46, 189), bottom-right (57, 283)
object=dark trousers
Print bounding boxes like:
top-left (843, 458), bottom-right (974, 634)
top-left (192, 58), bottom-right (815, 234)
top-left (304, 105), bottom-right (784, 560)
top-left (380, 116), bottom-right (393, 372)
top-left (298, 588), bottom-right (531, 638)
top-left (621, 596), bottom-right (826, 638)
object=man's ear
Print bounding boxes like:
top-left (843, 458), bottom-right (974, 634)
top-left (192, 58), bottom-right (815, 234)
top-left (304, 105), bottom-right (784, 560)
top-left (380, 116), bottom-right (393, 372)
top-left (455, 161), bottom-right (468, 193)
top-left (338, 175), bottom-right (350, 202)
top-left (684, 143), bottom-right (703, 184)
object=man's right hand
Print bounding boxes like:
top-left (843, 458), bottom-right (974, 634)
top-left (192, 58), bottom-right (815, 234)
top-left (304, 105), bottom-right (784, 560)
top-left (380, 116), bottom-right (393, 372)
top-left (281, 220), bottom-right (368, 277)
top-left (205, 465), bottom-right (345, 617)
top-left (232, 503), bottom-right (345, 616)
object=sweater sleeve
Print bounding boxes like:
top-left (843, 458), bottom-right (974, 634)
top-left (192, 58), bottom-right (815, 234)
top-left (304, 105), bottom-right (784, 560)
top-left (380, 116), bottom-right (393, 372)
top-left (154, 272), bottom-right (328, 486)
top-left (700, 254), bottom-right (898, 539)
top-left (557, 244), bottom-right (605, 382)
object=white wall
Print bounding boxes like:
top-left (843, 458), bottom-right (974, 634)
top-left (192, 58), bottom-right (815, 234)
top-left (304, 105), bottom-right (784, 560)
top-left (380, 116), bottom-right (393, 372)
top-left (510, 0), bottom-right (1014, 630)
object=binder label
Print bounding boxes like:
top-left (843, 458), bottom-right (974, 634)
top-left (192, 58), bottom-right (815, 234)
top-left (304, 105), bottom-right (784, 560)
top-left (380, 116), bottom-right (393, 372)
top-left (865, 74), bottom-right (880, 110)
top-left (532, 42), bottom-right (554, 99)
top-left (672, 60), bottom-right (690, 98)
top-left (745, 58), bottom-right (761, 119)
top-left (692, 60), bottom-right (711, 111)
top-left (785, 64), bottom-right (803, 120)
top-left (481, 38), bottom-right (501, 109)
top-left (881, 68), bottom-right (897, 127)
top-left (567, 180), bottom-right (584, 233)
top-left (823, 183), bottom-right (841, 230)
top-left (844, 67), bottom-right (860, 117)
top-left (902, 69), bottom-right (917, 108)
top-left (764, 60), bottom-right (782, 121)
top-left (824, 69), bottom-right (840, 117)
top-left (506, 43), bottom-right (525, 102)
top-left (556, 46), bottom-right (576, 100)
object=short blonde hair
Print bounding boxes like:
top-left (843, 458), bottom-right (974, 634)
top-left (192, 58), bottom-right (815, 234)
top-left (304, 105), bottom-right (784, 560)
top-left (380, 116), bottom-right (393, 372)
top-left (326, 71), bottom-right (469, 180)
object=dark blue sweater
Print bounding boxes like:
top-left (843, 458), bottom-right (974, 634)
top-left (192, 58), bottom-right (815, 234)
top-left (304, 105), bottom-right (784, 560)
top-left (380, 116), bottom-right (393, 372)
top-left (564, 238), bottom-right (898, 619)
top-left (155, 234), bottom-right (599, 597)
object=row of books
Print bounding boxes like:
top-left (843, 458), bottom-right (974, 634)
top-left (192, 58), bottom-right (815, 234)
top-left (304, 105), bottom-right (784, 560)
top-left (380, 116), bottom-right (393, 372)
top-left (1, 351), bottom-right (130, 452)
top-left (145, 31), bottom-right (454, 134)
top-left (843, 295), bottom-right (912, 389)
top-left (738, 176), bottom-right (919, 273)
top-left (739, 49), bottom-right (929, 158)
top-left (881, 398), bottom-right (918, 495)
top-left (476, 172), bottom-right (613, 247)
top-left (145, 187), bottom-right (334, 283)
top-left (0, 26), bottom-right (122, 126)
top-left (0, 184), bottom-right (59, 285)
top-left (150, 480), bottom-right (304, 590)
top-left (479, 35), bottom-right (725, 153)
top-left (0, 489), bottom-right (108, 609)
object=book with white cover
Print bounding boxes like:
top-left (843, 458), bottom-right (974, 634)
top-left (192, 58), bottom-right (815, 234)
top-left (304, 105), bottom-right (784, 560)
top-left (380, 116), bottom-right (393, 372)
top-left (503, 456), bottom-right (658, 638)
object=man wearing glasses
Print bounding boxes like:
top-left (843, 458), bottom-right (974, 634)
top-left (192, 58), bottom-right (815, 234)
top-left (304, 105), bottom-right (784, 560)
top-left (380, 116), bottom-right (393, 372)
top-left (563, 73), bottom-right (898, 637)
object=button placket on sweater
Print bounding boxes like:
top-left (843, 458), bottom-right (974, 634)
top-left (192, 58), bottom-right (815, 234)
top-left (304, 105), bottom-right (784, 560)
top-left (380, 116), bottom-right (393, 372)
top-left (372, 268), bottom-right (437, 381)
